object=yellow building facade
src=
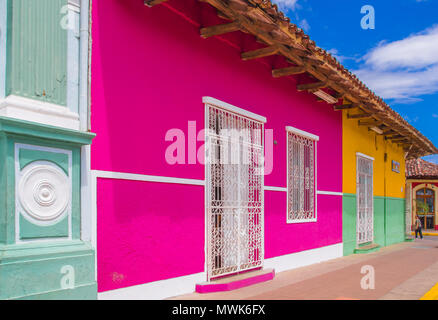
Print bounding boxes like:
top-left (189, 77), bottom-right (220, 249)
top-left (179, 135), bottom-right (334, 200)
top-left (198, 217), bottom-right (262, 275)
top-left (342, 110), bottom-right (407, 255)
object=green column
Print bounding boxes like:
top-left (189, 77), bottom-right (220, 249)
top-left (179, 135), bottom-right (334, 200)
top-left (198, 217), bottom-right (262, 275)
top-left (5, 0), bottom-right (67, 106)
top-left (0, 117), bottom-right (96, 300)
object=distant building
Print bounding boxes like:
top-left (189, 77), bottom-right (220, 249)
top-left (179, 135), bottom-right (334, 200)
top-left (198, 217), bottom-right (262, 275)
top-left (406, 159), bottom-right (438, 231)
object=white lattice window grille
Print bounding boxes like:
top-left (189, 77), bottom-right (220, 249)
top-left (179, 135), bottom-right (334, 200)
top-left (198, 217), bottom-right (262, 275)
top-left (286, 126), bottom-right (318, 223)
top-left (356, 153), bottom-right (374, 245)
top-left (204, 97), bottom-right (265, 281)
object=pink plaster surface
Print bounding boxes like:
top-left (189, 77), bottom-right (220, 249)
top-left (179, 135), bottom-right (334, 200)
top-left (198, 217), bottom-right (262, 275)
top-left (195, 270), bottom-right (275, 294)
top-left (265, 191), bottom-right (343, 258)
top-left (91, 0), bottom-right (343, 292)
top-left (96, 178), bottom-right (205, 292)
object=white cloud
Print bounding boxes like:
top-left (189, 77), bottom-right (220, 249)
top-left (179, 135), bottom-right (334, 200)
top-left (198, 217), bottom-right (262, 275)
top-left (362, 26), bottom-right (438, 70)
top-left (299, 19), bottom-right (310, 32)
top-left (272, 0), bottom-right (299, 11)
top-left (352, 25), bottom-right (438, 103)
top-left (423, 154), bottom-right (438, 164)
top-left (327, 48), bottom-right (358, 63)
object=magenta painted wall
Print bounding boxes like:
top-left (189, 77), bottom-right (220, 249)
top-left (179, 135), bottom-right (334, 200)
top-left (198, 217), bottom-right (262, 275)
top-left (96, 178), bottom-right (205, 292)
top-left (91, 0), bottom-right (343, 292)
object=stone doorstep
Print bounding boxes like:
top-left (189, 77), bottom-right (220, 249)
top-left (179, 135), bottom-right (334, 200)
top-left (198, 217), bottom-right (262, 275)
top-left (196, 268), bottom-right (275, 294)
top-left (354, 243), bottom-right (380, 254)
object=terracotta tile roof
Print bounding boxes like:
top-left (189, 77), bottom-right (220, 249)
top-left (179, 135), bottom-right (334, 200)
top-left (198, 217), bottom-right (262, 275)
top-left (406, 158), bottom-right (438, 179)
top-left (146, 0), bottom-right (438, 158)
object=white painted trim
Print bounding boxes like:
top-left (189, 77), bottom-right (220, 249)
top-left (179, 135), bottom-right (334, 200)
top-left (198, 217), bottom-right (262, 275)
top-left (285, 126), bottom-right (320, 141)
top-left (317, 190), bottom-right (343, 196)
top-left (264, 186), bottom-right (287, 192)
top-left (203, 101), bottom-right (266, 280)
top-left (14, 144), bottom-right (73, 244)
top-left (412, 183), bottom-right (438, 227)
top-left (92, 170), bottom-right (205, 186)
top-left (79, 0), bottom-right (90, 131)
top-left (80, 145), bottom-right (92, 242)
top-left (91, 170), bottom-right (98, 281)
top-left (0, 95), bottom-right (80, 130)
top-left (287, 218), bottom-right (317, 224)
top-left (264, 243), bottom-right (343, 273)
top-left (90, 170), bottom-right (205, 282)
top-left (202, 96), bottom-right (267, 123)
top-left (263, 187), bottom-right (342, 196)
top-left (0, 0), bottom-right (6, 99)
top-left (66, 5), bottom-right (80, 114)
top-left (67, 1), bottom-right (81, 12)
top-left (286, 129), bottom-right (318, 224)
top-left (98, 272), bottom-right (206, 300)
top-left (97, 242), bottom-right (342, 300)
top-left (356, 154), bottom-right (374, 245)
top-left (356, 152), bottom-right (374, 161)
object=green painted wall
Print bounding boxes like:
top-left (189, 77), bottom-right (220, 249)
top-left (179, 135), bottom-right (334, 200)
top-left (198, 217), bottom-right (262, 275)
top-left (0, 241), bottom-right (97, 300)
top-left (0, 117), bottom-right (96, 300)
top-left (385, 197), bottom-right (406, 246)
top-left (5, 0), bottom-right (67, 105)
top-left (342, 194), bottom-right (357, 256)
top-left (19, 213), bottom-right (69, 240)
top-left (343, 193), bottom-right (406, 256)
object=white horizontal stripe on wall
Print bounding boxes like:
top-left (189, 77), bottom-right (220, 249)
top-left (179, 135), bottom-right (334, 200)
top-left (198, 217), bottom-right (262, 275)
top-left (264, 186), bottom-right (288, 192)
top-left (264, 243), bottom-right (343, 273)
top-left (316, 190), bottom-right (343, 196)
top-left (92, 171), bottom-right (343, 196)
top-left (98, 272), bottom-right (206, 300)
top-left (97, 243), bottom-right (342, 300)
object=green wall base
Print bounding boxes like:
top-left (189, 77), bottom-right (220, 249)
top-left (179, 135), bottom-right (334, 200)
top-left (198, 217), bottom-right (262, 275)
top-left (343, 193), bottom-right (406, 256)
top-left (0, 240), bottom-right (97, 300)
top-left (353, 243), bottom-right (380, 254)
top-left (17, 283), bottom-right (97, 300)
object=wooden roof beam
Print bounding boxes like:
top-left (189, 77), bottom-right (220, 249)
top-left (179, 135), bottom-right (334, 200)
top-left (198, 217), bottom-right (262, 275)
top-left (272, 66), bottom-right (305, 78)
top-left (369, 126), bottom-right (384, 135)
top-left (333, 104), bottom-right (357, 111)
top-left (297, 81), bottom-right (327, 92)
top-left (347, 113), bottom-right (372, 119)
top-left (358, 120), bottom-right (382, 127)
top-left (241, 45), bottom-right (280, 61)
top-left (391, 137), bottom-right (411, 142)
top-left (385, 134), bottom-right (403, 140)
top-left (382, 129), bottom-right (397, 136)
top-left (200, 22), bottom-right (241, 38)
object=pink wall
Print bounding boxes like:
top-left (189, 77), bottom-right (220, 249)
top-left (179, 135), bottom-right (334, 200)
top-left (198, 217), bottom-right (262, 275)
top-left (91, 0), bottom-right (343, 292)
top-left (96, 179), bottom-right (204, 292)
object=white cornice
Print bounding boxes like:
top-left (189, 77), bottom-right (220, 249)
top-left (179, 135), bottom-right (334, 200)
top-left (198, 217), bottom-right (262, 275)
top-left (0, 95), bottom-right (80, 130)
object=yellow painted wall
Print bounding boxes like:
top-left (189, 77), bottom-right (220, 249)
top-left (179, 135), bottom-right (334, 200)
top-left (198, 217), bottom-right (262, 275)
top-left (342, 110), bottom-right (406, 198)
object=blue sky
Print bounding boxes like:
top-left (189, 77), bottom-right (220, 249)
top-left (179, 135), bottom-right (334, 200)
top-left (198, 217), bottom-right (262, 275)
top-left (272, 0), bottom-right (438, 163)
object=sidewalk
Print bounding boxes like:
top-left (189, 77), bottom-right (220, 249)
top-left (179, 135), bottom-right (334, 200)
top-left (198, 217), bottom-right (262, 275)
top-left (171, 237), bottom-right (438, 300)
top-left (411, 230), bottom-right (438, 236)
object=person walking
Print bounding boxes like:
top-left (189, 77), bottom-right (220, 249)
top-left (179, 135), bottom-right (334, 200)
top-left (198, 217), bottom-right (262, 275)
top-left (414, 215), bottom-right (423, 239)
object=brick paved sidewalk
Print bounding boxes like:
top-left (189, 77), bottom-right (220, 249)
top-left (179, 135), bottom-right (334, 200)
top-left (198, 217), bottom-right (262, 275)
top-left (172, 237), bottom-right (438, 300)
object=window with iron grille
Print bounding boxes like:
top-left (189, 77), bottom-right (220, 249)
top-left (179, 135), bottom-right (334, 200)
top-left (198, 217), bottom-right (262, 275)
top-left (286, 126), bottom-right (318, 223)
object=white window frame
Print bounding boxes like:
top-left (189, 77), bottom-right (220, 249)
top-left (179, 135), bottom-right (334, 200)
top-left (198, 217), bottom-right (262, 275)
top-left (203, 96), bottom-right (266, 281)
top-left (286, 126), bottom-right (319, 224)
top-left (356, 152), bottom-right (374, 245)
